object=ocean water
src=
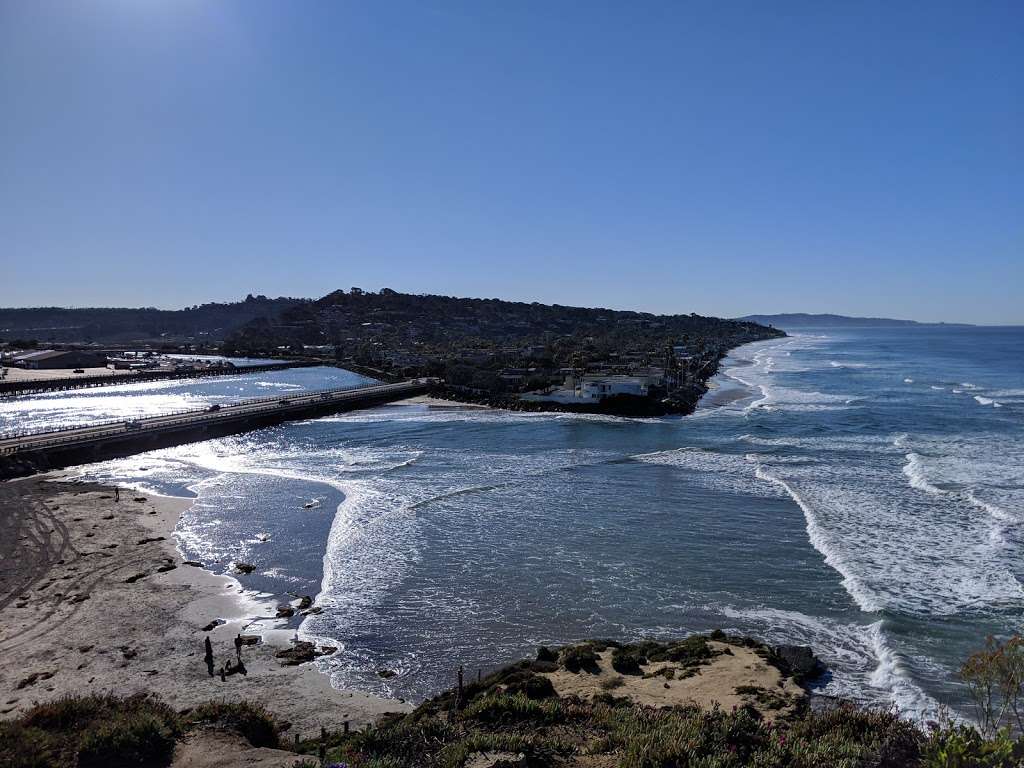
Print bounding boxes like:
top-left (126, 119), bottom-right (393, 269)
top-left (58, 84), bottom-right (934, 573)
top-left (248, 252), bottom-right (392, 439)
top-left (3, 327), bottom-right (1022, 720)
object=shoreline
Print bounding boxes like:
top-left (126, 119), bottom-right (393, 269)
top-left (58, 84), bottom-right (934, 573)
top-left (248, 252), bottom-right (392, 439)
top-left (0, 475), bottom-right (410, 738)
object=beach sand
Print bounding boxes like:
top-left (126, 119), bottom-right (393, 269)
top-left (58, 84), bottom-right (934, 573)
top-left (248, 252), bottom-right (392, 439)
top-left (0, 477), bottom-right (410, 744)
top-left (397, 394), bottom-right (490, 409)
top-left (540, 646), bottom-right (805, 721)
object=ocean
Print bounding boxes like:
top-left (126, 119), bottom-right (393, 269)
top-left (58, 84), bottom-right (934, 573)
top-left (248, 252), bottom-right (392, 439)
top-left (3, 326), bottom-right (1021, 720)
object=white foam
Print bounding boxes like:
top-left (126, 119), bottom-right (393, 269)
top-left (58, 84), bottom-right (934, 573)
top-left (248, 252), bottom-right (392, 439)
top-left (903, 453), bottom-right (943, 495)
top-left (748, 443), bottom-right (1024, 616)
top-left (634, 448), bottom-right (788, 498)
top-left (991, 389), bottom-right (1024, 399)
top-left (719, 606), bottom-right (940, 719)
top-left (897, 436), bottom-right (1023, 527)
top-left (753, 466), bottom-right (879, 612)
top-left (719, 337), bottom-right (861, 414)
top-left (866, 622), bottom-right (944, 720)
top-left (904, 378), bottom-right (914, 384)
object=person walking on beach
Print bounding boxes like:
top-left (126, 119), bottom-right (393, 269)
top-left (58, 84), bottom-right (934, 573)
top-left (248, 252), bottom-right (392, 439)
top-left (114, 487), bottom-right (120, 502)
top-left (204, 637), bottom-right (214, 677)
top-left (234, 633), bottom-right (243, 662)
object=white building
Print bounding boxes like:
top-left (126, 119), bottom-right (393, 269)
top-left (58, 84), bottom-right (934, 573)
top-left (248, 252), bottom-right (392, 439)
top-left (521, 374), bottom-right (652, 405)
top-left (579, 375), bottom-right (649, 399)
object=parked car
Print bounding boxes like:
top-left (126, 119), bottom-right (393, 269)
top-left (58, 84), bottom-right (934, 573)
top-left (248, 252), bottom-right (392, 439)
top-left (73, 369), bottom-right (85, 373)
top-left (207, 404), bottom-right (221, 412)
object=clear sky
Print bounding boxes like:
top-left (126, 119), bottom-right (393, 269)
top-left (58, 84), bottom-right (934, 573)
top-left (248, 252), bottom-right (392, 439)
top-left (1, 1), bottom-right (1021, 323)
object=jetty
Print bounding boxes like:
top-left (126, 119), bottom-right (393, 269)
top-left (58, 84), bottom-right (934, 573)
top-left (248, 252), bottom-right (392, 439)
top-left (0, 360), bottom-right (324, 398)
top-left (0, 379), bottom-right (432, 479)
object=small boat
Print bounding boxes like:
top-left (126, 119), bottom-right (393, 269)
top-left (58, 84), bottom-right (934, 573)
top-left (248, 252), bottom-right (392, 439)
top-left (303, 500), bottom-right (321, 509)
top-left (255, 532), bottom-right (271, 542)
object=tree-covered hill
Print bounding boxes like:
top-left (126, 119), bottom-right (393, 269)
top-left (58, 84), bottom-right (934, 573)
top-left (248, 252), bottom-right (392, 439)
top-left (0, 295), bottom-right (305, 344)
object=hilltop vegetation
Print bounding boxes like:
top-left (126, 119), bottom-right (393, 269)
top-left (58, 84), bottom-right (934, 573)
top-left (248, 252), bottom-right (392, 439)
top-left (225, 288), bottom-right (779, 359)
top-left (7, 634), bottom-right (1024, 768)
top-left (223, 288), bottom-right (783, 414)
top-left (0, 295), bottom-right (304, 345)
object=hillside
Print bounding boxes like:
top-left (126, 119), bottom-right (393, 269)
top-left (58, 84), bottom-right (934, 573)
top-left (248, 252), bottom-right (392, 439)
top-left (0, 295), bottom-right (305, 345)
top-left (224, 288), bottom-right (784, 415)
top-left (226, 289), bottom-right (779, 352)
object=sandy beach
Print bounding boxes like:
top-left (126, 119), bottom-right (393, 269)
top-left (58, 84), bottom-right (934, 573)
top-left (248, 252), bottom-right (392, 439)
top-left (0, 476), bottom-right (410, 742)
top-left (397, 393), bottom-right (491, 409)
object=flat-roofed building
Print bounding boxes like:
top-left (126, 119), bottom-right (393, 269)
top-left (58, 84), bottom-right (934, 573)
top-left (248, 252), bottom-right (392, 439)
top-left (11, 350), bottom-right (108, 370)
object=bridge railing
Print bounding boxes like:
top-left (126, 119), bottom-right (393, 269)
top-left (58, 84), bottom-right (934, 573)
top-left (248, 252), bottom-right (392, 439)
top-left (0, 360), bottom-right (325, 396)
top-left (0, 380), bottom-right (429, 449)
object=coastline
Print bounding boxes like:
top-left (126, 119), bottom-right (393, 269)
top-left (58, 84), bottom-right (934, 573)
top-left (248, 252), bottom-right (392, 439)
top-left (0, 476), bottom-right (410, 738)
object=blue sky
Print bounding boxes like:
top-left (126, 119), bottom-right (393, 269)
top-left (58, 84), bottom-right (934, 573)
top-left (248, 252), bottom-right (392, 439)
top-left (1, 1), bottom-right (1021, 323)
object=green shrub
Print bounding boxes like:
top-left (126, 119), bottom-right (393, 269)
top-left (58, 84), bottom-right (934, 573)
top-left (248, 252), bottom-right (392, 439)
top-left (643, 634), bottom-right (717, 666)
top-left (523, 675), bottom-right (556, 700)
top-left (0, 722), bottom-right (54, 768)
top-left (922, 725), bottom-right (1024, 768)
top-left (461, 693), bottom-right (564, 725)
top-left (560, 643), bottom-right (600, 673)
top-left (536, 646), bottom-right (558, 663)
top-left (505, 673), bottom-right (556, 700)
top-left (185, 701), bottom-right (279, 748)
top-left (611, 647), bottom-right (647, 676)
top-left (0, 694), bottom-right (180, 768)
top-left (78, 713), bottom-right (177, 768)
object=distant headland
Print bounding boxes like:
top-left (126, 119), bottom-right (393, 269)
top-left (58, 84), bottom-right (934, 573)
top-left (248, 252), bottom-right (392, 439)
top-left (0, 290), bottom-right (784, 417)
top-left (738, 313), bottom-right (974, 329)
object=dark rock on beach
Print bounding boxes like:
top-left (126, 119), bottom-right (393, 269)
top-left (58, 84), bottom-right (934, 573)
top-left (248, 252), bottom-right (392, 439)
top-left (275, 641), bottom-right (333, 666)
top-left (774, 644), bottom-right (825, 685)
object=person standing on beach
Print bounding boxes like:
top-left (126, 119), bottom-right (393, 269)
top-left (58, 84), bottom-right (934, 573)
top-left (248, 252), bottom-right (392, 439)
top-left (204, 637), bottom-right (214, 677)
top-left (234, 633), bottom-right (243, 662)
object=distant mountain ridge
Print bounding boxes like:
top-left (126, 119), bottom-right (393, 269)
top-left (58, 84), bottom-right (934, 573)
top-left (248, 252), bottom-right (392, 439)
top-left (738, 313), bottom-right (973, 328)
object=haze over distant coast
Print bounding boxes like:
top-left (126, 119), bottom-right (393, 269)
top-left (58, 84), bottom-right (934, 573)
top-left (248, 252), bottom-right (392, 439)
top-left (739, 313), bottom-right (977, 329)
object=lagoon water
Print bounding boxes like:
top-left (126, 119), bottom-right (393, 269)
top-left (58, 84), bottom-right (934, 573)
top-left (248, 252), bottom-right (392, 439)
top-left (4, 327), bottom-right (1022, 719)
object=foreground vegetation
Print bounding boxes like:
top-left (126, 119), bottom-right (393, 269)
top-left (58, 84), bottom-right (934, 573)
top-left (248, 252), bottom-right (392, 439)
top-left (5, 634), bottom-right (1024, 767)
top-left (0, 695), bottom-right (281, 768)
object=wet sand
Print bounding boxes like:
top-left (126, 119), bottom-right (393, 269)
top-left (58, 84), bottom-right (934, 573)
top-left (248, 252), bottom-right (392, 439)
top-left (0, 476), bottom-right (410, 739)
